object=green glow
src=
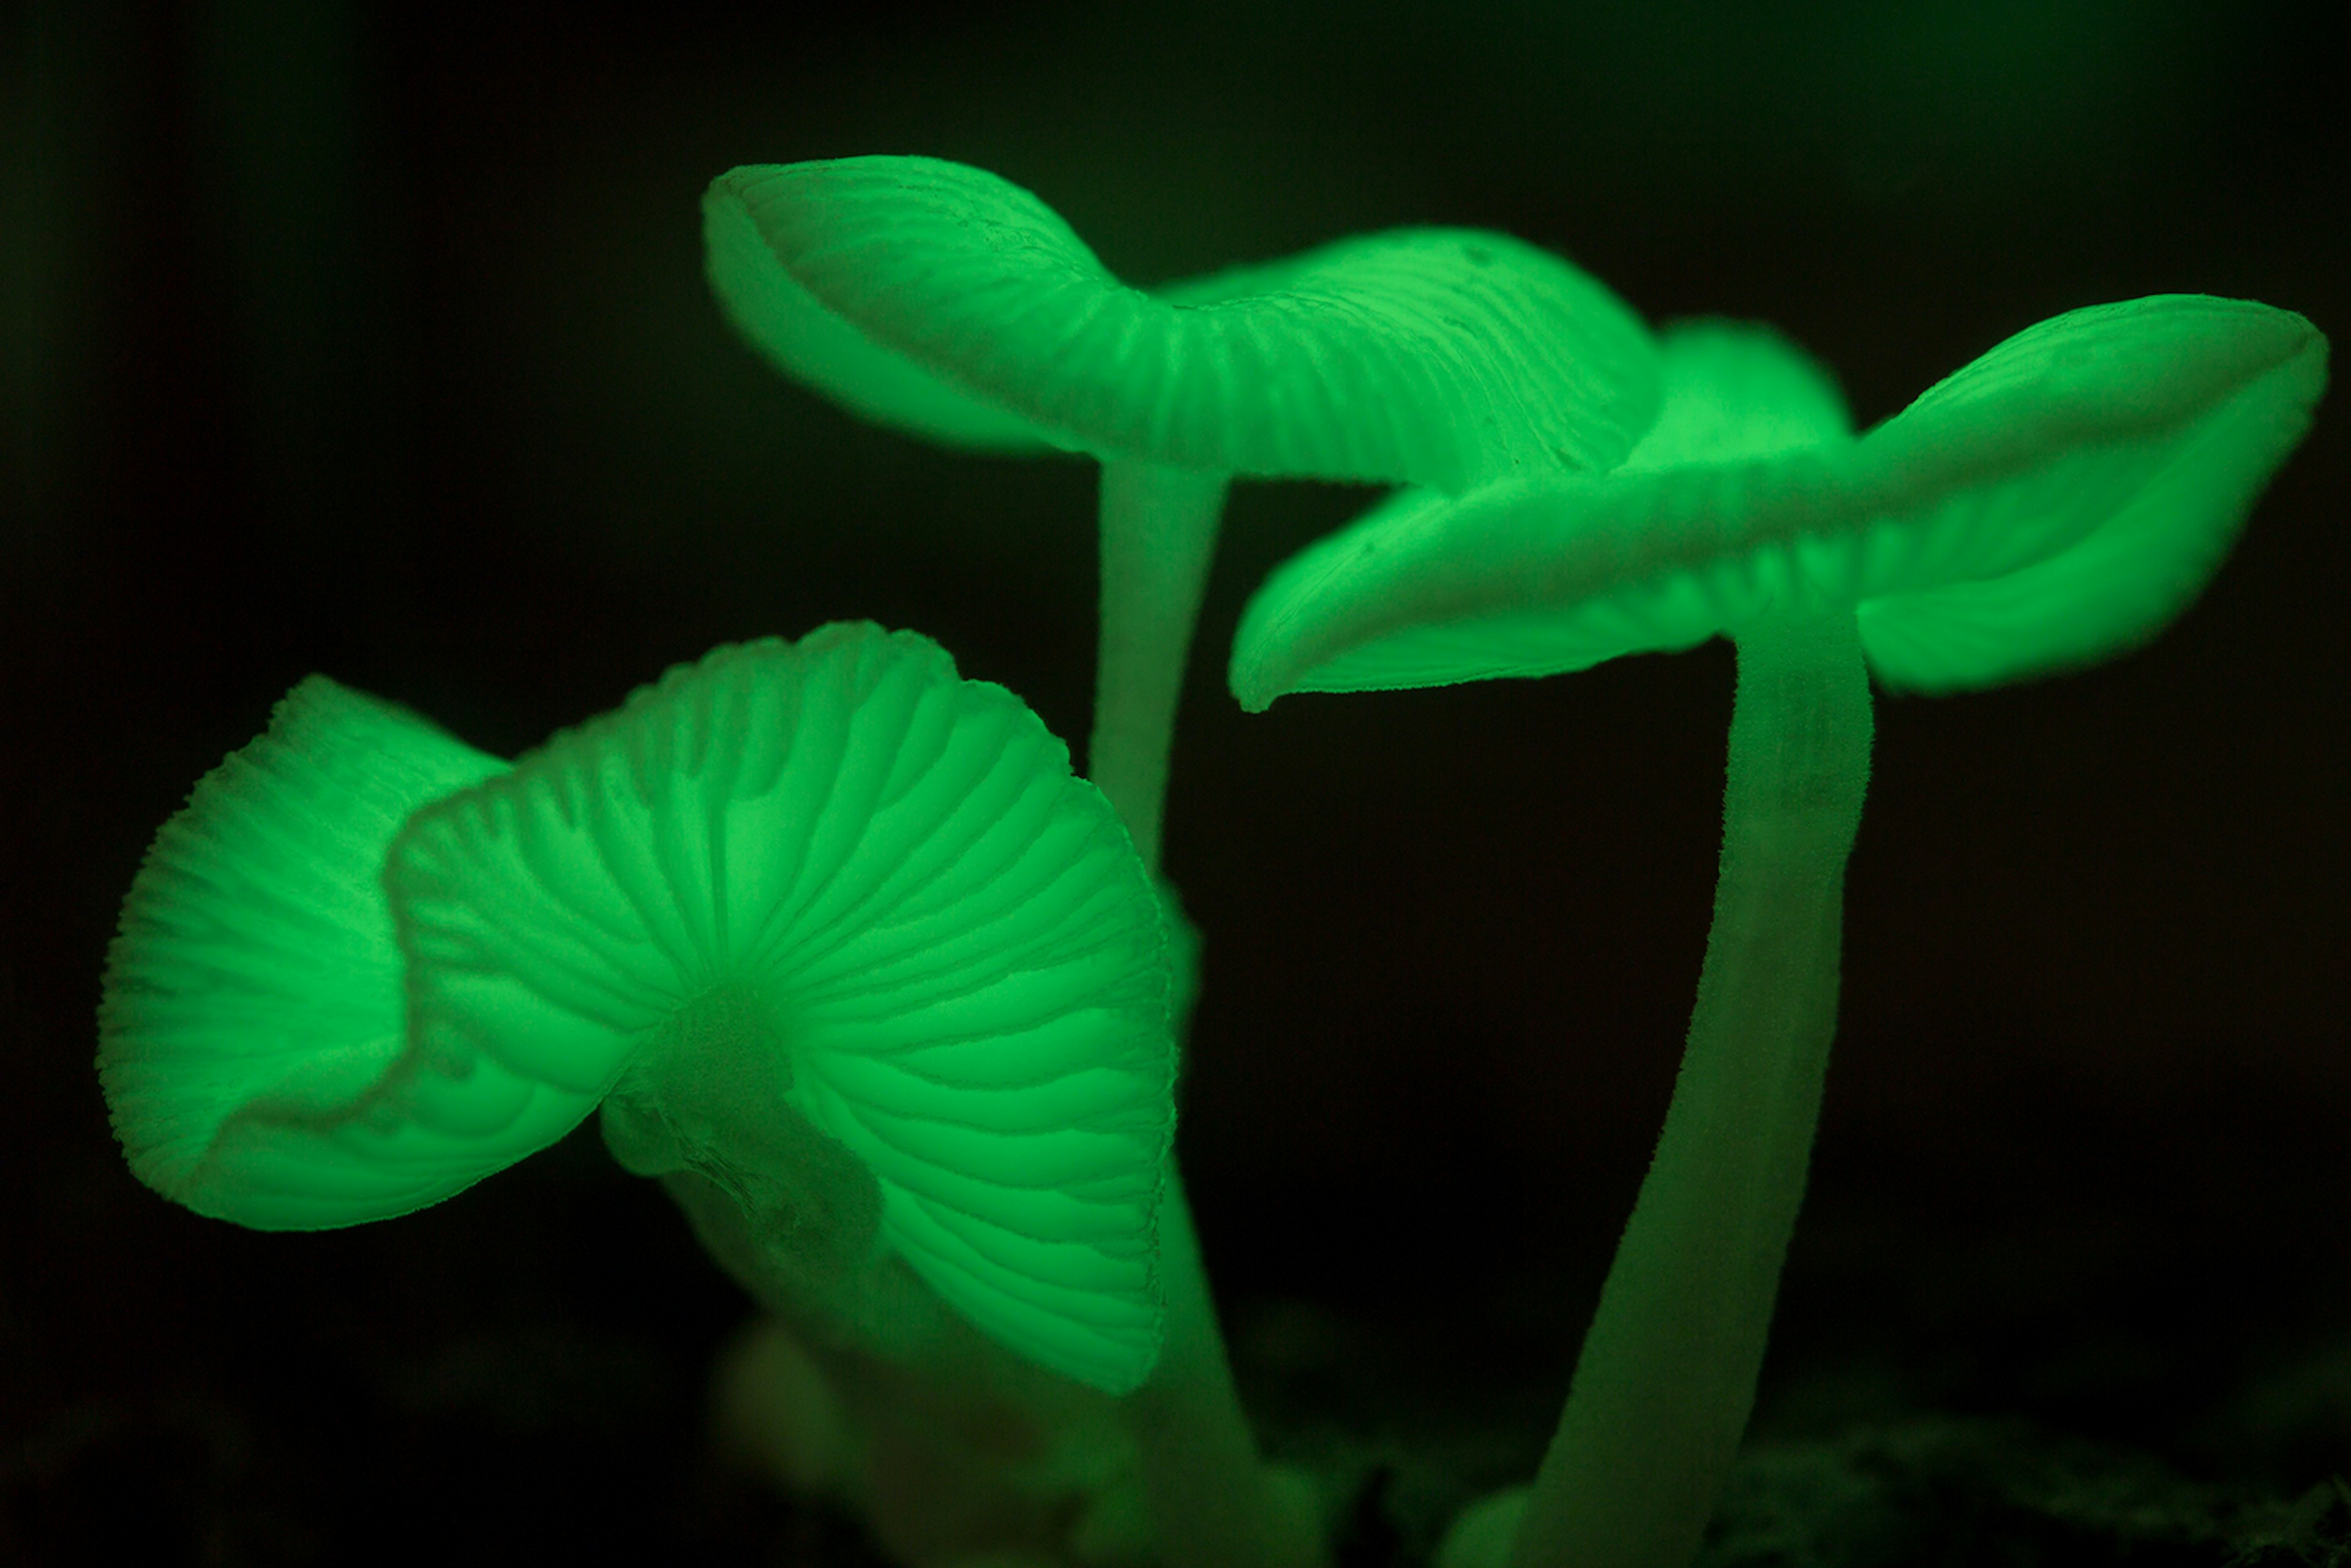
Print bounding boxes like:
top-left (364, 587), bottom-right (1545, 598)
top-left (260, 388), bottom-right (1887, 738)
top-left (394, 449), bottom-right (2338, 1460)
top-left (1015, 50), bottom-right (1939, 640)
top-left (1232, 296), bottom-right (2327, 705)
top-left (704, 154), bottom-right (1662, 877)
top-left (701, 168), bottom-right (1053, 454)
top-left (1510, 608), bottom-right (1870, 1568)
top-left (102, 130), bottom-right (2324, 1568)
top-left (98, 677), bottom-right (512, 1227)
top-left (389, 625), bottom-right (1177, 1394)
top-left (1855, 298), bottom-right (2330, 688)
top-left (1614, 317), bottom-right (1851, 473)
top-left (705, 156), bottom-right (1659, 487)
top-left (1217, 297), bottom-right (2327, 1568)
top-left (102, 625), bottom-right (1179, 1395)
top-left (1090, 461), bottom-right (1229, 869)
top-left (699, 158), bottom-right (1538, 1558)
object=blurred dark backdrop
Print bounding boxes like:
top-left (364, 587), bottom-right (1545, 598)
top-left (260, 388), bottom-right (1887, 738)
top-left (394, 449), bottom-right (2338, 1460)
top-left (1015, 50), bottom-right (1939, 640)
top-left (4, 1), bottom-right (2345, 1561)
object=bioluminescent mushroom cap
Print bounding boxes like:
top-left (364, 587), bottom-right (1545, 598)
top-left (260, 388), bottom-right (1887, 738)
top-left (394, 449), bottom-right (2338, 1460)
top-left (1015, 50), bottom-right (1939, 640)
top-left (101, 625), bottom-right (1177, 1393)
top-left (388, 625), bottom-right (1176, 1392)
top-left (99, 679), bottom-right (512, 1228)
top-left (1229, 295), bottom-right (2328, 705)
top-left (704, 156), bottom-right (1661, 489)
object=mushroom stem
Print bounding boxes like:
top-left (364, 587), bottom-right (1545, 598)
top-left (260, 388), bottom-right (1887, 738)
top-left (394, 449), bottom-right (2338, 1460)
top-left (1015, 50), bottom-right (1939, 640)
top-left (1093, 465), bottom-right (1303, 1560)
top-left (1128, 1168), bottom-right (1326, 1568)
top-left (1090, 460), bottom-right (1229, 871)
top-left (1509, 604), bottom-right (1872, 1568)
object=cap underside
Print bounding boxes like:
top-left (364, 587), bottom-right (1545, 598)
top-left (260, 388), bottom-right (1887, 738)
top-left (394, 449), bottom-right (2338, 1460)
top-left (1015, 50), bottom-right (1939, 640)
top-left (1231, 297), bottom-right (2326, 704)
top-left (707, 156), bottom-right (1660, 490)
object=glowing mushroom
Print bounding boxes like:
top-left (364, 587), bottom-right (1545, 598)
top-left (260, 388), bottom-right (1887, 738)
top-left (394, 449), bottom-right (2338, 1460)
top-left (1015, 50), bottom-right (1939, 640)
top-left (99, 677), bottom-right (513, 1228)
top-left (100, 624), bottom-right (1178, 1397)
top-left (703, 154), bottom-right (1660, 869)
top-left (1229, 296), bottom-right (2328, 1568)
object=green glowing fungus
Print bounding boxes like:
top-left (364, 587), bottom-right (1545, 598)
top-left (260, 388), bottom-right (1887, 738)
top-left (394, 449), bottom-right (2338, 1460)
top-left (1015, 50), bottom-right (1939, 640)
top-left (1230, 295), bottom-right (2327, 1568)
top-left (102, 623), bottom-right (1178, 1394)
top-left (99, 677), bottom-right (512, 1228)
top-left (704, 154), bottom-right (1660, 868)
top-left (1234, 296), bottom-right (2323, 703)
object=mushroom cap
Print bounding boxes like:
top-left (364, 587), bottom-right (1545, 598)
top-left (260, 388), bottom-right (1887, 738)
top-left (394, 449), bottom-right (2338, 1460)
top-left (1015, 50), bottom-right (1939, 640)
top-left (1229, 296), bottom-right (2327, 706)
top-left (99, 678), bottom-right (516, 1228)
top-left (99, 627), bottom-right (1176, 1393)
top-left (389, 625), bottom-right (1176, 1393)
top-left (705, 156), bottom-right (1660, 490)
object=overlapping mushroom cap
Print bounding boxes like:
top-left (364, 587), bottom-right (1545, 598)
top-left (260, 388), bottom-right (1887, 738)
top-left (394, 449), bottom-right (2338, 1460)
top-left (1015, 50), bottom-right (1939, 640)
top-left (1229, 295), bottom-right (2327, 704)
top-left (99, 679), bottom-right (516, 1228)
top-left (704, 155), bottom-right (1662, 489)
top-left (101, 624), bottom-right (1178, 1392)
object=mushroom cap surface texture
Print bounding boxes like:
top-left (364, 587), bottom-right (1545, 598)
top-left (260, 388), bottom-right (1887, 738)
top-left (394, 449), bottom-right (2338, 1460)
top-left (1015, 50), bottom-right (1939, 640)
top-left (1229, 295), bottom-right (2328, 705)
top-left (705, 155), bottom-right (1661, 490)
top-left (99, 678), bottom-right (512, 1228)
top-left (101, 624), bottom-right (1178, 1393)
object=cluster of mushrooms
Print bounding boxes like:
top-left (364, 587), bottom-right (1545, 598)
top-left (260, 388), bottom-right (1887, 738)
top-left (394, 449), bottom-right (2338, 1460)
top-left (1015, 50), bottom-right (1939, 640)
top-left (102, 156), bottom-right (2325, 1568)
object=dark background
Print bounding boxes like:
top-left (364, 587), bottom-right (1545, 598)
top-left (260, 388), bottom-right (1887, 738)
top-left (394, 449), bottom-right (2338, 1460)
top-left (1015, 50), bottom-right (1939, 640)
top-left (4, 1), bottom-right (2345, 1561)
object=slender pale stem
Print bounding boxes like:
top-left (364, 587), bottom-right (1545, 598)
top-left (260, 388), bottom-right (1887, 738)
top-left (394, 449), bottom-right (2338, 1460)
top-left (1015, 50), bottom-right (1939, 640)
top-left (1090, 459), bottom-right (1229, 871)
top-left (1089, 462), bottom-right (1309, 1562)
top-left (1128, 1171), bottom-right (1324, 1568)
top-left (1507, 607), bottom-right (1873, 1568)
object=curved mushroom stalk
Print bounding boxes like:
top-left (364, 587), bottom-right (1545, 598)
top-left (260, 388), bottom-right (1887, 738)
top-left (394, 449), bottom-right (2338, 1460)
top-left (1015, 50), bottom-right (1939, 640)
top-left (1229, 298), bottom-right (2327, 1568)
top-left (1512, 606), bottom-right (1871, 1568)
top-left (703, 154), bottom-right (1662, 870)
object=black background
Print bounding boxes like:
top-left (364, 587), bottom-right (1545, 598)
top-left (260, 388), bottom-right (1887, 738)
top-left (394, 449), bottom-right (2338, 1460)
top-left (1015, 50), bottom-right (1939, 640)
top-left (4, 1), bottom-right (2345, 1561)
